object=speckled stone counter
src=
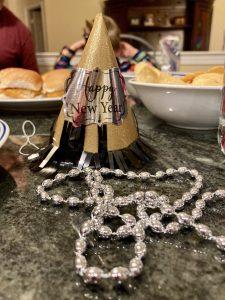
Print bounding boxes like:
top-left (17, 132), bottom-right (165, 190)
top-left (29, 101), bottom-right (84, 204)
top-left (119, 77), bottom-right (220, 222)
top-left (1, 105), bottom-right (225, 300)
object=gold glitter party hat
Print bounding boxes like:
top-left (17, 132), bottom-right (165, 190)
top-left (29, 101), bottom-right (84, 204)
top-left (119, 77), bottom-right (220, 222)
top-left (30, 13), bottom-right (150, 171)
top-left (79, 13), bottom-right (138, 155)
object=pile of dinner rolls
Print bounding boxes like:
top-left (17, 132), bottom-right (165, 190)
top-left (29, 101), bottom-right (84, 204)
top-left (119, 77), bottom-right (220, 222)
top-left (0, 68), bottom-right (71, 99)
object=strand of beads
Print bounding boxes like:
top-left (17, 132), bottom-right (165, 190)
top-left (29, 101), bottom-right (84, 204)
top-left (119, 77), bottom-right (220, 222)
top-left (74, 168), bottom-right (148, 284)
top-left (37, 167), bottom-right (201, 209)
top-left (75, 212), bottom-right (146, 284)
top-left (36, 169), bottom-right (84, 206)
top-left (37, 167), bottom-right (225, 284)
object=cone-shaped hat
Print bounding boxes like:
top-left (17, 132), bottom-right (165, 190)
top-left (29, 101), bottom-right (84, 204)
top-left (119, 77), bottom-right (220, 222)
top-left (79, 13), bottom-right (138, 154)
top-left (31, 13), bottom-right (144, 171)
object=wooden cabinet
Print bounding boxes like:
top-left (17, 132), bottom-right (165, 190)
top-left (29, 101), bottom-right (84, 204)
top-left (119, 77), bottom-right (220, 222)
top-left (103, 0), bottom-right (214, 50)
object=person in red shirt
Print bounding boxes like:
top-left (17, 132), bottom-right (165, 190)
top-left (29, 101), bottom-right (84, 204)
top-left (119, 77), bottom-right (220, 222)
top-left (0, 1), bottom-right (39, 72)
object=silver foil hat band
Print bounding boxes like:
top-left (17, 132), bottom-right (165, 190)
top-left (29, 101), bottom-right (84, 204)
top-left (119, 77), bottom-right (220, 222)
top-left (63, 67), bottom-right (127, 127)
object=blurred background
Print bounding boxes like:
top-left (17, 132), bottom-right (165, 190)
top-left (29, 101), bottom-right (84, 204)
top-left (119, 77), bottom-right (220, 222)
top-left (3, 0), bottom-right (225, 72)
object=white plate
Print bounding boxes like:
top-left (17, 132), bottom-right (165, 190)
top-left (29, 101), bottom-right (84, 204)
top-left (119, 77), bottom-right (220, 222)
top-left (0, 120), bottom-right (10, 148)
top-left (130, 79), bottom-right (223, 130)
top-left (0, 97), bottom-right (62, 111)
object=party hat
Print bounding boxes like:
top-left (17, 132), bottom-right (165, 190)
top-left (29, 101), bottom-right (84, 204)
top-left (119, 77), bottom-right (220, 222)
top-left (29, 13), bottom-right (150, 171)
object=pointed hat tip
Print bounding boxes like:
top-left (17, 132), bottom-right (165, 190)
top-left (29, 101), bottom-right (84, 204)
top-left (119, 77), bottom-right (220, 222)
top-left (78, 12), bottom-right (118, 70)
top-left (95, 12), bottom-right (104, 19)
top-left (92, 12), bottom-right (105, 28)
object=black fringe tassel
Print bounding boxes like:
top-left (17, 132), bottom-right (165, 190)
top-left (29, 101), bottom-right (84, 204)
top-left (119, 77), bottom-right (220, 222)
top-left (29, 123), bottom-right (153, 172)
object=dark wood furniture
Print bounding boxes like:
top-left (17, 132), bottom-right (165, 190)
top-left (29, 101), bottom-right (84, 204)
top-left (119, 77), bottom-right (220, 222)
top-left (103, 0), bottom-right (214, 51)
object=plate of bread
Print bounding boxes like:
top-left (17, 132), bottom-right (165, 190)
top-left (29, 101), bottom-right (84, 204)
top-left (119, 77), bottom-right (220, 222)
top-left (0, 68), bottom-right (71, 111)
top-left (130, 63), bottom-right (224, 129)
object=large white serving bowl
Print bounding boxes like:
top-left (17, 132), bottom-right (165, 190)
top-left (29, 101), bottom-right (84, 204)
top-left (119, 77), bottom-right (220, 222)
top-left (130, 79), bottom-right (224, 130)
top-left (122, 72), bottom-right (138, 98)
top-left (122, 72), bottom-right (138, 97)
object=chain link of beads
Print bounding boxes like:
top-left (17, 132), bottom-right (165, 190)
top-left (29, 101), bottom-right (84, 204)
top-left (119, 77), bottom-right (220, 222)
top-left (37, 167), bottom-right (225, 284)
top-left (36, 169), bottom-right (85, 206)
top-left (75, 213), bottom-right (146, 283)
top-left (37, 166), bottom-right (202, 208)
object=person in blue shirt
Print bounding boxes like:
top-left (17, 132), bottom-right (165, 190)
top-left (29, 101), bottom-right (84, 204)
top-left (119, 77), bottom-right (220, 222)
top-left (55, 15), bottom-right (158, 72)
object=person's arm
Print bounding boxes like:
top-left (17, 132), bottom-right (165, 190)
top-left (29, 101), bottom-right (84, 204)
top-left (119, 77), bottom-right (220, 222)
top-left (55, 40), bottom-right (85, 69)
top-left (20, 32), bottom-right (39, 72)
top-left (55, 46), bottom-right (75, 69)
top-left (132, 50), bottom-right (159, 68)
top-left (118, 42), bottom-right (138, 59)
top-left (132, 50), bottom-right (151, 63)
top-left (118, 41), bottom-right (160, 69)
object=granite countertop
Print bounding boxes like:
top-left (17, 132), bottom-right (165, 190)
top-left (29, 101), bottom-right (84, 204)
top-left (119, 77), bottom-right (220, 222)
top-left (1, 105), bottom-right (225, 300)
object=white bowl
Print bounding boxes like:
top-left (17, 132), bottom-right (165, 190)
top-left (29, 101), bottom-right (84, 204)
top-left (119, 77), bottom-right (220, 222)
top-left (122, 72), bottom-right (137, 97)
top-left (130, 79), bottom-right (224, 130)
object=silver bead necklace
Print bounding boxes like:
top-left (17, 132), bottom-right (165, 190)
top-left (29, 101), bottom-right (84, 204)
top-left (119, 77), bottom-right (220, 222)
top-left (37, 167), bottom-right (225, 284)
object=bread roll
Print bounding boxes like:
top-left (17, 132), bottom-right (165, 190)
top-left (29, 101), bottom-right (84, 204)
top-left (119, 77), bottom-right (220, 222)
top-left (3, 88), bottom-right (41, 99)
top-left (0, 68), bottom-right (42, 99)
top-left (135, 62), bottom-right (161, 83)
top-left (0, 88), bottom-right (10, 99)
top-left (159, 73), bottom-right (186, 85)
top-left (182, 71), bottom-right (205, 84)
top-left (42, 69), bottom-right (71, 97)
top-left (45, 91), bottom-right (65, 98)
top-left (192, 73), bottom-right (223, 86)
top-left (207, 66), bottom-right (224, 74)
top-left (0, 68), bottom-right (42, 91)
